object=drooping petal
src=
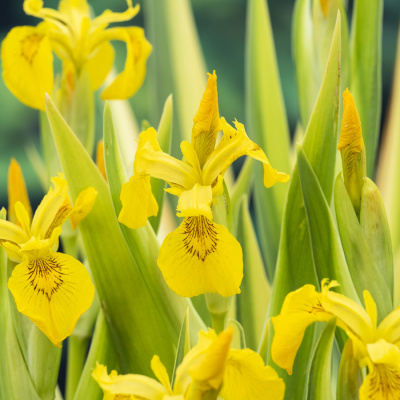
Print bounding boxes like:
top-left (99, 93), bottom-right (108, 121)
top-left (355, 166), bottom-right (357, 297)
top-left (1, 25), bottom-right (53, 110)
top-left (271, 284), bottom-right (333, 374)
top-left (100, 27), bottom-right (152, 100)
top-left (134, 129), bottom-right (199, 190)
top-left (202, 118), bottom-right (289, 188)
top-left (176, 184), bottom-right (213, 220)
top-left (8, 250), bottom-right (94, 347)
top-left (85, 41), bottom-right (114, 91)
top-left (118, 174), bottom-right (158, 229)
top-left (359, 341), bottom-right (400, 400)
top-left (157, 216), bottom-right (243, 297)
top-left (191, 71), bottom-right (222, 168)
top-left (31, 174), bottom-right (71, 238)
top-left (92, 363), bottom-right (168, 400)
top-left (69, 187), bottom-right (98, 229)
top-left (8, 159), bottom-right (32, 225)
top-left (221, 349), bottom-right (285, 400)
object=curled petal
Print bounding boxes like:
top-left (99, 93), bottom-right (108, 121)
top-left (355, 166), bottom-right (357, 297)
top-left (90, 1), bottom-right (140, 29)
top-left (202, 119), bottom-right (289, 188)
top-left (8, 251), bottom-right (94, 346)
top-left (1, 25), bottom-right (53, 110)
top-left (221, 349), bottom-right (285, 400)
top-left (101, 27), bottom-right (152, 100)
top-left (157, 216), bottom-right (243, 297)
top-left (118, 174), bottom-right (158, 229)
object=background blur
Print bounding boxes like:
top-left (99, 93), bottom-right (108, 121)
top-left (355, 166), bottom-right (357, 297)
top-left (0, 0), bottom-right (399, 208)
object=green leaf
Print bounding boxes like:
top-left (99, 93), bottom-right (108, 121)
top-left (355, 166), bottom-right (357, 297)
top-left (308, 319), bottom-right (336, 400)
top-left (245, 0), bottom-right (291, 278)
top-left (144, 0), bottom-right (207, 155)
top-left (334, 176), bottom-right (393, 322)
top-left (230, 157), bottom-right (254, 218)
top-left (171, 309), bottom-right (191, 388)
top-left (45, 96), bottom-right (178, 374)
top-left (336, 340), bottom-right (362, 400)
top-left (228, 319), bottom-right (247, 350)
top-left (376, 27), bottom-right (400, 293)
top-left (69, 70), bottom-right (95, 157)
top-left (350, 0), bottom-right (383, 176)
top-left (148, 95), bottom-right (173, 233)
top-left (236, 195), bottom-right (270, 351)
top-left (297, 147), bottom-right (359, 302)
top-left (73, 312), bottom-right (119, 400)
top-left (267, 14), bottom-right (342, 398)
top-left (103, 102), bottom-right (205, 346)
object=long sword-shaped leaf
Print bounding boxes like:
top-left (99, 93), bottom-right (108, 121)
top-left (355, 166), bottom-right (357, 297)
top-left (267, 15), bottom-right (341, 399)
top-left (45, 96), bottom-right (178, 375)
top-left (350, 0), bottom-right (383, 177)
top-left (144, 0), bottom-right (206, 155)
top-left (103, 102), bottom-right (204, 343)
top-left (245, 0), bottom-right (291, 278)
top-left (308, 319), bottom-right (336, 400)
top-left (236, 195), bottom-right (270, 351)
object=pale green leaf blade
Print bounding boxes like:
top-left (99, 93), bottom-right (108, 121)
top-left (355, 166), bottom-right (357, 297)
top-left (144, 0), bottom-right (206, 154)
top-left (308, 319), bottom-right (336, 400)
top-left (350, 0), bottom-right (383, 176)
top-left (45, 96), bottom-right (178, 374)
top-left (236, 195), bottom-right (270, 351)
top-left (228, 319), bottom-right (247, 350)
top-left (245, 0), bottom-right (291, 277)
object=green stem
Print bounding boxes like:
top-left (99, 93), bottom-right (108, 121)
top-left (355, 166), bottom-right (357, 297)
top-left (66, 335), bottom-right (90, 400)
top-left (205, 293), bottom-right (231, 334)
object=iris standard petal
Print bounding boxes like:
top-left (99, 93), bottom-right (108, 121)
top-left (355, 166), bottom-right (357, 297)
top-left (157, 215), bottom-right (243, 297)
top-left (69, 187), bottom-right (98, 229)
top-left (1, 25), bottom-right (53, 110)
top-left (8, 251), bottom-right (94, 347)
top-left (191, 71), bottom-right (222, 168)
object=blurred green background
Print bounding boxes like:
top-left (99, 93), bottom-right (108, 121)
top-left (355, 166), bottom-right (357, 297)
top-left (0, 0), bottom-right (399, 209)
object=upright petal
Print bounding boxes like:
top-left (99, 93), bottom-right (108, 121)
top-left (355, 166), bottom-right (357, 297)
top-left (1, 25), bottom-right (53, 110)
top-left (100, 27), bottom-right (152, 100)
top-left (8, 159), bottom-right (32, 225)
top-left (119, 174), bottom-right (158, 229)
top-left (191, 71), bottom-right (222, 168)
top-left (92, 363), bottom-right (168, 400)
top-left (202, 119), bottom-right (289, 188)
top-left (8, 251), bottom-right (94, 346)
top-left (157, 215), bottom-right (243, 297)
top-left (221, 349), bottom-right (285, 400)
top-left (31, 174), bottom-right (71, 238)
top-left (96, 139), bottom-right (107, 180)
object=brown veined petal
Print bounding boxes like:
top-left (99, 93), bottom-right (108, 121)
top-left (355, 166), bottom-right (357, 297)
top-left (100, 27), bottom-right (152, 100)
top-left (191, 71), bottom-right (222, 168)
top-left (220, 349), bottom-right (285, 400)
top-left (1, 25), bottom-right (53, 110)
top-left (118, 174), bottom-right (158, 229)
top-left (8, 251), bottom-right (94, 347)
top-left (157, 215), bottom-right (243, 297)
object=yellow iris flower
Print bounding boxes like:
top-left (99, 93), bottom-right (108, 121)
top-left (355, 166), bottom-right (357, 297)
top-left (118, 71), bottom-right (289, 298)
top-left (271, 279), bottom-right (400, 399)
top-left (1, 0), bottom-right (152, 110)
top-left (93, 326), bottom-right (285, 400)
top-left (1, 170), bottom-right (97, 347)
